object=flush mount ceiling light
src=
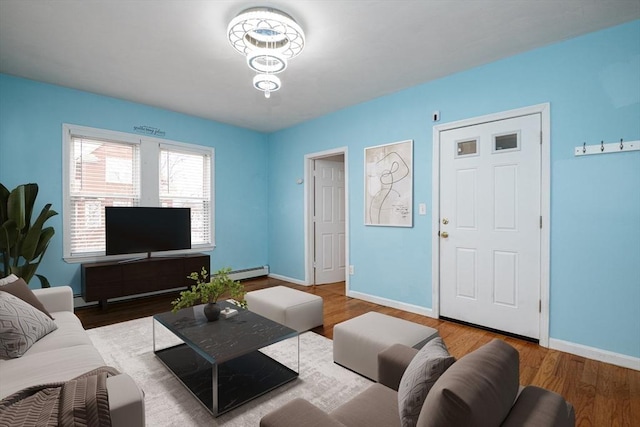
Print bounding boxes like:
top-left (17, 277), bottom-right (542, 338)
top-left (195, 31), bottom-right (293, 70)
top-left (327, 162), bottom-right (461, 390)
top-left (228, 7), bottom-right (305, 98)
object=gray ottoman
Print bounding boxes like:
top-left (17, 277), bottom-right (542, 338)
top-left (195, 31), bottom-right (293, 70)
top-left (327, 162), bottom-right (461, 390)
top-left (245, 286), bottom-right (324, 332)
top-left (333, 311), bottom-right (439, 381)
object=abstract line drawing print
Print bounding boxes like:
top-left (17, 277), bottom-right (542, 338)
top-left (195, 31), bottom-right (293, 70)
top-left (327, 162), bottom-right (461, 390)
top-left (365, 140), bottom-right (413, 227)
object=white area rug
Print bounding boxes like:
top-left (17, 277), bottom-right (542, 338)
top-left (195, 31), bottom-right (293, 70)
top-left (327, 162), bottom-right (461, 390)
top-left (86, 317), bottom-right (373, 426)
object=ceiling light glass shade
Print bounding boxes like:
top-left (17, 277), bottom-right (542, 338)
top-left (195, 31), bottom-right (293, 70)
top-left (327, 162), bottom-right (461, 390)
top-left (228, 7), bottom-right (305, 59)
top-left (253, 74), bottom-right (281, 92)
top-left (247, 49), bottom-right (288, 73)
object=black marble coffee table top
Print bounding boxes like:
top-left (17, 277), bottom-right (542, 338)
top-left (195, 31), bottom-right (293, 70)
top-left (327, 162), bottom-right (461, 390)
top-left (154, 300), bottom-right (298, 364)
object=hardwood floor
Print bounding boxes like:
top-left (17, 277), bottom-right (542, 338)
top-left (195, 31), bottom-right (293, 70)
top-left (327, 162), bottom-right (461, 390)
top-left (75, 277), bottom-right (640, 427)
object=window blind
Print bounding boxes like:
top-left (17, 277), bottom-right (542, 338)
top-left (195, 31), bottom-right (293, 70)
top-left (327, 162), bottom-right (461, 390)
top-left (68, 136), bottom-right (140, 256)
top-left (159, 146), bottom-right (211, 246)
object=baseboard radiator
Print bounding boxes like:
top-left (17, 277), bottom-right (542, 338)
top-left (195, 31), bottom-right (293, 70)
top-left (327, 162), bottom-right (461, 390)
top-left (228, 265), bottom-right (269, 281)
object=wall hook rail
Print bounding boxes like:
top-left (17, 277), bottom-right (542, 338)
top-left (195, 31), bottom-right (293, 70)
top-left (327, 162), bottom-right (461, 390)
top-left (574, 138), bottom-right (640, 156)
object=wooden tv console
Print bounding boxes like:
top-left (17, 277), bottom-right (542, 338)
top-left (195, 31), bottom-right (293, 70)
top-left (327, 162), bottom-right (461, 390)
top-left (81, 253), bottom-right (210, 308)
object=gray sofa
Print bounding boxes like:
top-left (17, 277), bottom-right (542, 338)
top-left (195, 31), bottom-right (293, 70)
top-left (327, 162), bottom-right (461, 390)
top-left (261, 338), bottom-right (575, 427)
top-left (0, 285), bottom-right (145, 426)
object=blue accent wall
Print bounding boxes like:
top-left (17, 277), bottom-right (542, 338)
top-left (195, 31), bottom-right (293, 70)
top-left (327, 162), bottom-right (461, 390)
top-left (0, 75), bottom-right (269, 293)
top-left (267, 20), bottom-right (640, 358)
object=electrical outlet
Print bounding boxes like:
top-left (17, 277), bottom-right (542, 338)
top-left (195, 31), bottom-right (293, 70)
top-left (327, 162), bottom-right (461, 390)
top-left (349, 265), bottom-right (354, 275)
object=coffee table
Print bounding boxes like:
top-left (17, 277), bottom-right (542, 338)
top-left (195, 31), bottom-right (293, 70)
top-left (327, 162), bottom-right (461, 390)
top-left (153, 300), bottom-right (299, 416)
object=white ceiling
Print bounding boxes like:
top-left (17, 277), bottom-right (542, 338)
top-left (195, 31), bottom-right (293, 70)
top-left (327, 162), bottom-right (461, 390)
top-left (1, 1), bottom-right (638, 133)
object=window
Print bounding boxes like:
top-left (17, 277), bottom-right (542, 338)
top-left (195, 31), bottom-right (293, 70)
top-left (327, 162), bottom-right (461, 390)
top-left (493, 132), bottom-right (520, 153)
top-left (159, 147), bottom-right (211, 246)
top-left (456, 139), bottom-right (478, 157)
top-left (63, 124), bottom-right (214, 261)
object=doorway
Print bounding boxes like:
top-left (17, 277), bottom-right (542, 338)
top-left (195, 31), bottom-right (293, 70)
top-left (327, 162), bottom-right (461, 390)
top-left (432, 104), bottom-right (550, 345)
top-left (305, 148), bottom-right (348, 286)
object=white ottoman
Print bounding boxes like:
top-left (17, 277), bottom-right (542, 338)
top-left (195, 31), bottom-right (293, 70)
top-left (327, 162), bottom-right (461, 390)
top-left (333, 311), bottom-right (439, 381)
top-left (245, 286), bottom-right (324, 332)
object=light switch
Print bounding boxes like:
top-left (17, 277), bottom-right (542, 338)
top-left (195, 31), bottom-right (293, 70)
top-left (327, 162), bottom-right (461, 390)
top-left (419, 203), bottom-right (427, 215)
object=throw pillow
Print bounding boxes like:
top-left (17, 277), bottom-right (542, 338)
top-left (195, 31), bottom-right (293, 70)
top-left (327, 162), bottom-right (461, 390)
top-left (397, 337), bottom-right (456, 427)
top-left (0, 291), bottom-right (58, 358)
top-left (0, 274), bottom-right (19, 286)
top-left (0, 277), bottom-right (54, 319)
top-left (419, 339), bottom-right (520, 427)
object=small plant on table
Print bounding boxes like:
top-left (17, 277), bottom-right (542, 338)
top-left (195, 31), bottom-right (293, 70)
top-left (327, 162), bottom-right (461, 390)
top-left (171, 267), bottom-right (246, 320)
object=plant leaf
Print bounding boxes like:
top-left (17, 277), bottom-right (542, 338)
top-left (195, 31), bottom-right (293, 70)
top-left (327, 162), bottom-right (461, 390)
top-left (21, 183), bottom-right (38, 231)
top-left (35, 274), bottom-right (51, 288)
top-left (33, 227), bottom-right (55, 259)
top-left (10, 262), bottom-right (38, 284)
top-left (21, 204), bottom-right (57, 260)
top-left (0, 183), bottom-right (9, 225)
top-left (0, 220), bottom-right (18, 250)
top-left (7, 185), bottom-right (26, 230)
top-left (0, 220), bottom-right (18, 276)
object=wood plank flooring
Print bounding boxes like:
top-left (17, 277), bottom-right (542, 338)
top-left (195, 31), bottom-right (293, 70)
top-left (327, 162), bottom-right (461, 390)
top-left (75, 277), bottom-right (640, 427)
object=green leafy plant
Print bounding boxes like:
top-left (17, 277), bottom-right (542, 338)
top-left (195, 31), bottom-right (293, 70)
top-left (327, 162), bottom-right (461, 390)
top-left (171, 266), bottom-right (246, 313)
top-left (0, 183), bottom-right (58, 287)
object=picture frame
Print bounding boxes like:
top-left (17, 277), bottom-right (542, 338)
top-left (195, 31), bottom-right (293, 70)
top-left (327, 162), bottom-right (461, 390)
top-left (364, 139), bottom-right (413, 227)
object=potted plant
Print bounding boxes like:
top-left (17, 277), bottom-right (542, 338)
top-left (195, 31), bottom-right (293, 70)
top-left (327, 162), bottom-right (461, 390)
top-left (171, 266), bottom-right (246, 321)
top-left (0, 183), bottom-right (57, 287)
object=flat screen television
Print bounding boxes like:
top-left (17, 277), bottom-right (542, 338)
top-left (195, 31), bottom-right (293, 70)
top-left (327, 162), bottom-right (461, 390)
top-left (105, 207), bottom-right (191, 257)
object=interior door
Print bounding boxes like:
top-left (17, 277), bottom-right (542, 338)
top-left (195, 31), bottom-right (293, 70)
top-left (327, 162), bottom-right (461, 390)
top-left (439, 114), bottom-right (541, 339)
top-left (314, 158), bottom-right (346, 284)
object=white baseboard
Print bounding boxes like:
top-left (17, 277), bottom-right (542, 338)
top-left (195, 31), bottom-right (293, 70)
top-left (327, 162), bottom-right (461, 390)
top-left (347, 290), bottom-right (436, 318)
top-left (268, 273), bottom-right (308, 286)
top-left (549, 338), bottom-right (640, 371)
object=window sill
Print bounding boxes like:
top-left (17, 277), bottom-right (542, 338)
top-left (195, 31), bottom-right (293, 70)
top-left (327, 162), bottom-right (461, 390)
top-left (63, 245), bottom-right (216, 264)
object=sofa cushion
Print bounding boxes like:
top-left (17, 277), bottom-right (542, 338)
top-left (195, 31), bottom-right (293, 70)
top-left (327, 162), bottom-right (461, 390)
top-left (397, 337), bottom-right (455, 427)
top-left (418, 339), bottom-right (520, 427)
top-left (331, 383), bottom-right (401, 427)
top-left (0, 344), bottom-right (106, 398)
top-left (25, 311), bottom-right (93, 355)
top-left (0, 291), bottom-right (58, 358)
top-left (0, 277), bottom-right (53, 319)
top-left (501, 385), bottom-right (576, 427)
top-left (261, 398), bottom-right (347, 427)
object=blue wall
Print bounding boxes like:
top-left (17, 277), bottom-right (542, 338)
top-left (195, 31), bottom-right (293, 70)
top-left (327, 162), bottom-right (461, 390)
top-left (1, 20), bottom-right (638, 360)
top-left (0, 75), bottom-right (269, 293)
top-left (267, 21), bottom-right (640, 358)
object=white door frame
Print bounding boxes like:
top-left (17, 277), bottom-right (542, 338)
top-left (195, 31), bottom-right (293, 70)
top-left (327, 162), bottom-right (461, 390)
top-left (305, 147), bottom-right (349, 287)
top-left (431, 103), bottom-right (551, 347)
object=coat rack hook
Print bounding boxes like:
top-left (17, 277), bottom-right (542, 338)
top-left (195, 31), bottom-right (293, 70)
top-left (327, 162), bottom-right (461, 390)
top-left (601, 140), bottom-right (604, 152)
top-left (620, 138), bottom-right (624, 150)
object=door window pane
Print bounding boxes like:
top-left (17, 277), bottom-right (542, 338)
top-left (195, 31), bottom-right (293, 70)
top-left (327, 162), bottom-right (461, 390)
top-left (494, 133), bottom-right (519, 152)
top-left (457, 139), bottom-right (478, 156)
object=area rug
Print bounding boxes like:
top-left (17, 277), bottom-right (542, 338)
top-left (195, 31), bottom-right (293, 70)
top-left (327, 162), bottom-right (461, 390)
top-left (86, 317), bottom-right (373, 426)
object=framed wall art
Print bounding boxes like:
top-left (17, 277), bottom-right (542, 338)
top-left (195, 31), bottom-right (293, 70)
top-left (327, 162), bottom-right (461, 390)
top-left (364, 139), bottom-right (413, 227)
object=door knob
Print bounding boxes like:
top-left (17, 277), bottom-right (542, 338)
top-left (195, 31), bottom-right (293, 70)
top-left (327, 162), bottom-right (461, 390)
top-left (441, 231), bottom-right (449, 238)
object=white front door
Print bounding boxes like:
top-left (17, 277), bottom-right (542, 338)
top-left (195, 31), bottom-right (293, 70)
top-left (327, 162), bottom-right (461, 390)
top-left (439, 114), bottom-right (541, 339)
top-left (314, 158), bottom-right (346, 284)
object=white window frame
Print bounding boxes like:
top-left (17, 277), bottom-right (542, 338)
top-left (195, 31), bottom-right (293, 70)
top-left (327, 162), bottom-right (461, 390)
top-left (62, 124), bottom-right (215, 263)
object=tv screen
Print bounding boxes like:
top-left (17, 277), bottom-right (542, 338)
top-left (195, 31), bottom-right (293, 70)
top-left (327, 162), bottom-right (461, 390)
top-left (105, 207), bottom-right (191, 256)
